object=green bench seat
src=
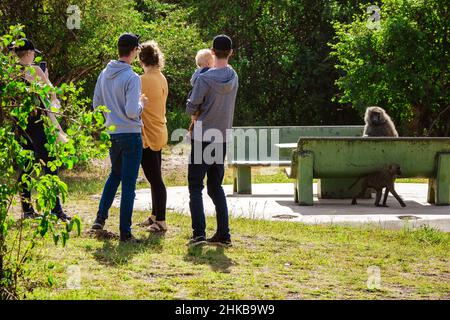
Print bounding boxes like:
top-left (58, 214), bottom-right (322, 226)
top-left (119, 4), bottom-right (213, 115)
top-left (289, 137), bottom-right (450, 206)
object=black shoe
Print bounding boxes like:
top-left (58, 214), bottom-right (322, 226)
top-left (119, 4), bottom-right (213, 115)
top-left (91, 216), bottom-right (106, 230)
top-left (207, 234), bottom-right (232, 247)
top-left (188, 236), bottom-right (207, 247)
top-left (55, 211), bottom-right (72, 222)
top-left (120, 233), bottom-right (141, 244)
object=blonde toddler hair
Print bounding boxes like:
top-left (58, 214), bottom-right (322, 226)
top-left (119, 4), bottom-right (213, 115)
top-left (195, 49), bottom-right (214, 68)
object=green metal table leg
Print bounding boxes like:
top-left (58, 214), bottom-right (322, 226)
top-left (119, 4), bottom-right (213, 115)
top-left (235, 165), bottom-right (252, 194)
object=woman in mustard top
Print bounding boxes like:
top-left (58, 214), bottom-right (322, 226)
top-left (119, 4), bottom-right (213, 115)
top-left (138, 41), bottom-right (168, 232)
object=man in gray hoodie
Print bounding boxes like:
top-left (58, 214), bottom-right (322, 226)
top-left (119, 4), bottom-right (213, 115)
top-left (91, 33), bottom-right (144, 243)
top-left (186, 35), bottom-right (239, 247)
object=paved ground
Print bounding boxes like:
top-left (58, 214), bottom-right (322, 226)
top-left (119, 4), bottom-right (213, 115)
top-left (112, 183), bottom-right (450, 232)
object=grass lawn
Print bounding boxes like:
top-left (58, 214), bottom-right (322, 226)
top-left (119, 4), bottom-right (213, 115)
top-left (10, 198), bottom-right (449, 300)
top-left (10, 161), bottom-right (446, 300)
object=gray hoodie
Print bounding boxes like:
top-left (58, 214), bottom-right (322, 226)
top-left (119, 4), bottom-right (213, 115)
top-left (190, 67), bottom-right (210, 86)
top-left (186, 66), bottom-right (238, 142)
top-left (93, 60), bottom-right (143, 134)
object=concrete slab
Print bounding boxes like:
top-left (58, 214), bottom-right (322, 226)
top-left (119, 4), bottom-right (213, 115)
top-left (112, 183), bottom-right (450, 232)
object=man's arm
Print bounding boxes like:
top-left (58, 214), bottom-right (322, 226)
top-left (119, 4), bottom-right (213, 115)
top-left (124, 75), bottom-right (143, 120)
top-left (186, 76), bottom-right (209, 115)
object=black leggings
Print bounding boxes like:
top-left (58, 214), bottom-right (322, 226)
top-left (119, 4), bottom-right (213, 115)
top-left (141, 148), bottom-right (167, 221)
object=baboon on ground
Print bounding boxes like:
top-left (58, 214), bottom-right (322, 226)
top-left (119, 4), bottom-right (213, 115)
top-left (350, 164), bottom-right (406, 207)
top-left (363, 106), bottom-right (399, 137)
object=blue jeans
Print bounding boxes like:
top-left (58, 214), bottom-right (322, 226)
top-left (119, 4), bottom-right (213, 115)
top-left (188, 140), bottom-right (230, 239)
top-left (97, 133), bottom-right (143, 235)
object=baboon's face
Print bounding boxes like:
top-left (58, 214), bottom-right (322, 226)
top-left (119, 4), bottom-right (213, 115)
top-left (370, 111), bottom-right (384, 125)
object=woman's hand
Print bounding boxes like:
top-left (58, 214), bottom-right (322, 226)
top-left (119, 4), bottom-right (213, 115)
top-left (140, 94), bottom-right (148, 107)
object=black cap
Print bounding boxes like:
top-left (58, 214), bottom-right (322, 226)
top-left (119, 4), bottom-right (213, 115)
top-left (213, 35), bottom-right (232, 51)
top-left (11, 38), bottom-right (41, 54)
top-left (118, 33), bottom-right (141, 49)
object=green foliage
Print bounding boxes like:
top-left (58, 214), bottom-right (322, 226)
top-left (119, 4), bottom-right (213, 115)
top-left (1, 0), bottom-right (146, 89)
top-left (0, 0), bottom-right (374, 135)
top-left (0, 0), bottom-right (206, 138)
top-left (331, 0), bottom-right (450, 136)
top-left (179, 0), bottom-right (371, 126)
top-left (0, 26), bottom-right (109, 299)
top-left (2, 0), bottom-right (447, 135)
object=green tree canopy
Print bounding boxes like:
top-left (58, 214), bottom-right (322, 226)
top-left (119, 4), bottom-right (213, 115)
top-left (331, 0), bottom-right (450, 136)
top-left (0, 0), bottom-right (208, 135)
top-left (1, 0), bottom-right (447, 137)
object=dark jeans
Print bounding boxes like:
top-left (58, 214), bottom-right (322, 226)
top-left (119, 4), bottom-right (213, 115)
top-left (97, 133), bottom-right (143, 235)
top-left (141, 148), bottom-right (167, 221)
top-left (18, 122), bottom-right (63, 214)
top-left (188, 140), bottom-right (229, 239)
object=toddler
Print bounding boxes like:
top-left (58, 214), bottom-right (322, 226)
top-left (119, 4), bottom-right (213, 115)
top-left (188, 49), bottom-right (215, 134)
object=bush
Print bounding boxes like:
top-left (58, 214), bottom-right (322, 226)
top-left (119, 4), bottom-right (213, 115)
top-left (0, 26), bottom-right (110, 299)
top-left (0, 0), bottom-right (206, 139)
top-left (3, 0), bottom-right (447, 136)
top-left (179, 0), bottom-right (372, 126)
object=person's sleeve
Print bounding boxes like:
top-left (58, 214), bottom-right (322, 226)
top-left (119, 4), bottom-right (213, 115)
top-left (93, 73), bottom-right (104, 110)
top-left (125, 75), bottom-right (143, 120)
top-left (186, 76), bottom-right (209, 115)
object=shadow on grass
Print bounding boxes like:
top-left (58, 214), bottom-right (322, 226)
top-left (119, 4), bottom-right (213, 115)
top-left (183, 245), bottom-right (234, 273)
top-left (91, 232), bottom-right (165, 267)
